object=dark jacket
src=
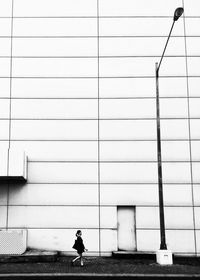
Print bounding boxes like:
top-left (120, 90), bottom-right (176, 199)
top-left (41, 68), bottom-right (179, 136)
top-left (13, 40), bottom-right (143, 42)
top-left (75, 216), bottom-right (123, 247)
top-left (73, 236), bottom-right (85, 254)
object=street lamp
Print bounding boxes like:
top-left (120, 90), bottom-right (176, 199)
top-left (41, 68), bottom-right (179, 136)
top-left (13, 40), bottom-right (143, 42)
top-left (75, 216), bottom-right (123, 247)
top-left (155, 7), bottom-right (184, 259)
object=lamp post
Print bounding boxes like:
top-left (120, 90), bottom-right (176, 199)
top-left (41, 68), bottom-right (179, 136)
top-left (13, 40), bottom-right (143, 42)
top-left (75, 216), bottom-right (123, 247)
top-left (156, 7), bottom-right (184, 253)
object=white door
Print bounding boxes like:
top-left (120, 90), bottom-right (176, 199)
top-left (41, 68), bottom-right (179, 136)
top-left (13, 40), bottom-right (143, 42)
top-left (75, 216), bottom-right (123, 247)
top-left (117, 206), bottom-right (136, 251)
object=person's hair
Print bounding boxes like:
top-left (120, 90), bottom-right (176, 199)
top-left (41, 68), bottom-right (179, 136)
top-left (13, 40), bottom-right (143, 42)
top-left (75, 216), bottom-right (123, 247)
top-left (76, 230), bottom-right (81, 237)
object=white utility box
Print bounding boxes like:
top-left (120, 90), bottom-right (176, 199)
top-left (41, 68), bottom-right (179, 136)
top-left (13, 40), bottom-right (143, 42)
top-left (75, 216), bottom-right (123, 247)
top-left (0, 149), bottom-right (27, 182)
top-left (0, 230), bottom-right (27, 255)
top-left (156, 249), bottom-right (173, 265)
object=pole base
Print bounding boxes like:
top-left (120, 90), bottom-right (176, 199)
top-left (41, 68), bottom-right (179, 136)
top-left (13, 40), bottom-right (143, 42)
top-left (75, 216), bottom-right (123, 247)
top-left (156, 249), bottom-right (173, 265)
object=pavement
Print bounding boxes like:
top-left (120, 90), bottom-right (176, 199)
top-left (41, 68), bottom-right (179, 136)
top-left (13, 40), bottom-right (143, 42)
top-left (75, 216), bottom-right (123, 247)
top-left (1, 251), bottom-right (200, 279)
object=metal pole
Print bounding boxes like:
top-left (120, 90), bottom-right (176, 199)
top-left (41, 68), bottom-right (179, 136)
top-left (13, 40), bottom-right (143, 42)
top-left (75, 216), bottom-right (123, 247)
top-left (157, 20), bottom-right (175, 72)
top-left (156, 62), bottom-right (167, 250)
top-left (155, 6), bottom-right (184, 254)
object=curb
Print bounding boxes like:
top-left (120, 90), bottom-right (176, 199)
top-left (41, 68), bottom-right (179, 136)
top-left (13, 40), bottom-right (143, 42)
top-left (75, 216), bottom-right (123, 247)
top-left (0, 273), bottom-right (200, 279)
top-left (0, 251), bottom-right (58, 263)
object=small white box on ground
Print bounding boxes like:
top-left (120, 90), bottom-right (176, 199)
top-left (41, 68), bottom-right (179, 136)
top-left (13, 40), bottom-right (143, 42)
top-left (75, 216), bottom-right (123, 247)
top-left (0, 230), bottom-right (27, 255)
top-left (156, 249), bottom-right (173, 265)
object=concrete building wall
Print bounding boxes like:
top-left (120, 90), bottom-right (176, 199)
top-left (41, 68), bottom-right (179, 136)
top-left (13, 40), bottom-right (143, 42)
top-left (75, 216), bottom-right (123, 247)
top-left (0, 0), bottom-right (200, 255)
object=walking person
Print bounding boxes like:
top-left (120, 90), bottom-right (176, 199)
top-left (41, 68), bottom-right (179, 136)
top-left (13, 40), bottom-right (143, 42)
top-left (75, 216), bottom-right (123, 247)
top-left (71, 230), bottom-right (87, 266)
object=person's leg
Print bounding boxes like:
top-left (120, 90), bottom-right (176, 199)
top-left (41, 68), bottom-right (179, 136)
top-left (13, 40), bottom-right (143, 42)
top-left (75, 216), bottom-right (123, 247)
top-left (80, 254), bottom-right (83, 266)
top-left (71, 254), bottom-right (80, 265)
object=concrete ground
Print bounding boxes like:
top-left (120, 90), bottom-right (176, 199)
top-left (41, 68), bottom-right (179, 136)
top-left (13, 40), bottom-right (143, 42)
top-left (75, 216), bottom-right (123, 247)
top-left (1, 252), bottom-right (200, 278)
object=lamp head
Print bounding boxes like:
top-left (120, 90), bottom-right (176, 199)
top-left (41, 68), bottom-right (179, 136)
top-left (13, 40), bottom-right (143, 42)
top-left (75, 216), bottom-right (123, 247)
top-left (173, 7), bottom-right (184, 21)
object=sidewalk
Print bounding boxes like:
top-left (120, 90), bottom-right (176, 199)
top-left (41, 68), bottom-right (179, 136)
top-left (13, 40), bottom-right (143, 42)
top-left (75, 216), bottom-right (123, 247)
top-left (1, 251), bottom-right (200, 278)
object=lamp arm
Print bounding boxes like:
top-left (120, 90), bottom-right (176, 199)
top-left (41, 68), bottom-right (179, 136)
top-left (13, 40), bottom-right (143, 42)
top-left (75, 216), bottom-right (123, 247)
top-left (157, 20), bottom-right (175, 72)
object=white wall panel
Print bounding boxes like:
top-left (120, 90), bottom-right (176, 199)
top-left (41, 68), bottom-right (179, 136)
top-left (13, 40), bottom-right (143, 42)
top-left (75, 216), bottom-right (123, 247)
top-left (163, 185), bottom-right (193, 206)
top-left (137, 229), bottom-right (195, 253)
top-left (12, 99), bottom-right (98, 119)
top-left (160, 98), bottom-right (188, 118)
top-left (13, 18), bottom-right (97, 36)
top-left (9, 184), bottom-right (98, 205)
top-left (100, 185), bottom-right (158, 205)
top-left (192, 163), bottom-right (200, 184)
top-left (12, 78), bottom-right (97, 98)
top-left (162, 141), bottom-right (190, 161)
top-left (100, 78), bottom-right (155, 98)
top-left (136, 207), bottom-right (159, 229)
top-left (0, 185), bottom-right (7, 205)
top-left (161, 120), bottom-right (189, 139)
top-left (100, 207), bottom-right (117, 228)
top-left (100, 99), bottom-right (156, 119)
top-left (159, 77), bottom-right (188, 97)
top-left (100, 120), bottom-right (156, 140)
top-left (14, 0), bottom-right (97, 17)
top-left (13, 38), bottom-right (97, 57)
top-left (0, 39), bottom-right (11, 56)
top-left (162, 163), bottom-right (191, 183)
top-left (100, 163), bottom-right (157, 183)
top-left (99, 0), bottom-right (182, 16)
top-left (10, 141), bottom-right (98, 161)
top-left (0, 58), bottom-right (11, 76)
top-left (188, 58), bottom-right (200, 76)
top-left (100, 78), bottom-right (187, 98)
top-left (186, 38), bottom-right (200, 55)
top-left (0, 79), bottom-right (10, 98)
top-left (28, 229), bottom-right (99, 252)
top-left (184, 19), bottom-right (200, 35)
top-left (166, 230), bottom-right (195, 253)
top-left (184, 0), bottom-right (200, 16)
top-left (99, 18), bottom-right (183, 36)
top-left (190, 120), bottom-right (200, 139)
top-left (0, 120), bottom-right (9, 139)
top-left (11, 120), bottom-right (97, 140)
top-left (193, 186), bottom-right (200, 206)
top-left (8, 206), bottom-right (99, 228)
top-left (165, 207), bottom-right (194, 229)
top-left (100, 57), bottom-right (186, 77)
top-left (100, 141), bottom-right (157, 161)
top-left (189, 98), bottom-right (200, 118)
top-left (136, 229), bottom-right (160, 251)
top-left (0, 141), bottom-right (8, 152)
top-left (0, 1), bottom-right (12, 17)
top-left (137, 207), bottom-right (194, 229)
top-left (191, 141), bottom-right (200, 161)
top-left (188, 79), bottom-right (200, 97)
top-left (195, 231), bottom-right (200, 254)
top-left (101, 229), bottom-right (117, 252)
top-left (0, 206), bottom-right (7, 228)
top-left (12, 58), bottom-right (97, 77)
top-left (28, 162), bottom-right (98, 183)
top-left (194, 208), bottom-right (200, 229)
top-left (0, 99), bottom-right (9, 118)
top-left (0, 19), bottom-right (11, 36)
top-left (100, 37), bottom-right (185, 56)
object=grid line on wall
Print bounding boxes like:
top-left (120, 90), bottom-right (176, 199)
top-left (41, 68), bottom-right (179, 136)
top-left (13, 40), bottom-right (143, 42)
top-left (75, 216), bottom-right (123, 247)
top-left (182, 0), bottom-right (197, 255)
top-left (97, 0), bottom-right (101, 256)
top-left (5, 0), bottom-right (14, 231)
top-left (1, 35), bottom-right (200, 38)
top-left (0, 16), bottom-right (199, 18)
